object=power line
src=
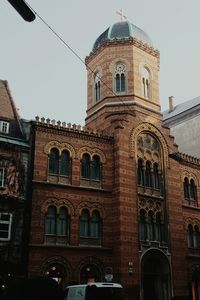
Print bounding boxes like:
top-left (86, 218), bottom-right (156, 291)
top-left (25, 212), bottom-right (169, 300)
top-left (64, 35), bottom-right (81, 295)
top-left (24, 1), bottom-right (130, 108)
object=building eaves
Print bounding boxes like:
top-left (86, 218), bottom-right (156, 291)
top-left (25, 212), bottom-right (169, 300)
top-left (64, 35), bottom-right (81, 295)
top-left (163, 96), bottom-right (200, 123)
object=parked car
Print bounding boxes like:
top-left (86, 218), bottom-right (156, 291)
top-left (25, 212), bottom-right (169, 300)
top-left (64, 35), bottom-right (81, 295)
top-left (64, 282), bottom-right (123, 300)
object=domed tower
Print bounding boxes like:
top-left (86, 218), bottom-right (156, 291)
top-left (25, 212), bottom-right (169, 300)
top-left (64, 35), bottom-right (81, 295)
top-left (84, 21), bottom-right (175, 300)
top-left (85, 20), bottom-right (160, 130)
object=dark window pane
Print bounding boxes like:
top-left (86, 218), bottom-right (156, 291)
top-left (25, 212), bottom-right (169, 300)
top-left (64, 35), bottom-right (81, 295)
top-left (147, 211), bottom-right (154, 241)
top-left (45, 206), bottom-right (56, 235)
top-left (187, 224), bottom-right (194, 248)
top-left (153, 163), bottom-right (160, 189)
top-left (1, 214), bottom-right (10, 221)
top-left (49, 148), bottom-right (59, 174)
top-left (145, 161), bottom-right (151, 187)
top-left (90, 210), bottom-right (100, 238)
top-left (138, 159), bottom-right (144, 186)
top-left (184, 177), bottom-right (189, 199)
top-left (81, 154), bottom-right (90, 179)
top-left (60, 150), bottom-right (70, 176)
top-left (0, 224), bottom-right (9, 231)
top-left (0, 231), bottom-right (9, 238)
top-left (190, 179), bottom-right (196, 200)
top-left (139, 210), bottom-right (147, 241)
top-left (121, 73), bottom-right (125, 91)
top-left (91, 155), bottom-right (100, 180)
top-left (116, 74), bottom-right (120, 92)
top-left (80, 209), bottom-right (89, 237)
top-left (57, 207), bottom-right (68, 235)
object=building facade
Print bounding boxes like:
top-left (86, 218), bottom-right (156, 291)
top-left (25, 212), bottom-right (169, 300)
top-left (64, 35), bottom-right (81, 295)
top-left (163, 95), bottom-right (200, 158)
top-left (0, 80), bottom-right (30, 293)
top-left (13, 20), bottom-right (200, 300)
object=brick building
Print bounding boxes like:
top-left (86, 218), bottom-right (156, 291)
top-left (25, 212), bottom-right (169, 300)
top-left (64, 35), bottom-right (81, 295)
top-left (0, 80), bottom-right (30, 292)
top-left (27, 20), bottom-right (200, 299)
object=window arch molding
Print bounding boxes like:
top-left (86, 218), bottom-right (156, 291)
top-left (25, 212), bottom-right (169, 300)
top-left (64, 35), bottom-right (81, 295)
top-left (139, 63), bottom-right (153, 79)
top-left (41, 198), bottom-right (75, 217)
top-left (185, 218), bottom-right (200, 231)
top-left (186, 221), bottom-right (200, 249)
top-left (109, 58), bottom-right (130, 74)
top-left (44, 141), bottom-right (76, 158)
top-left (182, 170), bottom-right (198, 203)
top-left (77, 147), bottom-right (106, 163)
top-left (181, 170), bottom-right (199, 187)
top-left (109, 58), bottom-right (130, 94)
top-left (76, 201), bottom-right (105, 219)
top-left (92, 68), bottom-right (102, 102)
top-left (139, 63), bottom-right (153, 99)
top-left (130, 122), bottom-right (169, 168)
top-left (90, 67), bottom-right (102, 85)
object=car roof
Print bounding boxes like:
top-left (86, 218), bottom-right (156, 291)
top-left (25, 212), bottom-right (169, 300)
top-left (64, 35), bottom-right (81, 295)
top-left (66, 282), bottom-right (122, 289)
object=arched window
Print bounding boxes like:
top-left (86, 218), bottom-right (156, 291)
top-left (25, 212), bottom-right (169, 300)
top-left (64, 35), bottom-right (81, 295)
top-left (184, 177), bottom-right (190, 199)
top-left (49, 148), bottom-right (59, 174)
top-left (145, 161), bottom-right (151, 187)
top-left (190, 179), bottom-right (196, 200)
top-left (187, 224), bottom-right (194, 248)
top-left (139, 209), bottom-right (147, 241)
top-left (138, 159), bottom-right (144, 186)
top-left (81, 154), bottom-right (90, 179)
top-left (141, 67), bottom-right (151, 98)
top-left (91, 155), bottom-right (101, 181)
top-left (193, 226), bottom-right (200, 249)
top-left (147, 211), bottom-right (154, 241)
top-left (81, 153), bottom-right (102, 182)
top-left (60, 150), bottom-right (71, 176)
top-left (154, 212), bottom-right (162, 242)
top-left (90, 210), bottom-right (101, 238)
top-left (94, 73), bottom-right (101, 101)
top-left (57, 207), bottom-right (69, 236)
top-left (153, 163), bottom-right (160, 189)
top-left (80, 209), bottom-right (90, 237)
top-left (115, 62), bottom-right (126, 93)
top-left (45, 206), bottom-right (56, 235)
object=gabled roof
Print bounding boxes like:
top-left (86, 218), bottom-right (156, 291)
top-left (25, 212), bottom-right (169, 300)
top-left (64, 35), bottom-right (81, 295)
top-left (0, 80), bottom-right (24, 139)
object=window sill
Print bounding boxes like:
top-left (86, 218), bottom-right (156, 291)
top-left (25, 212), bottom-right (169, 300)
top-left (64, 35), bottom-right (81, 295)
top-left (47, 175), bottom-right (71, 185)
top-left (44, 235), bottom-right (69, 245)
top-left (80, 179), bottom-right (101, 189)
top-left (138, 186), bottom-right (163, 197)
top-left (79, 237), bottom-right (101, 246)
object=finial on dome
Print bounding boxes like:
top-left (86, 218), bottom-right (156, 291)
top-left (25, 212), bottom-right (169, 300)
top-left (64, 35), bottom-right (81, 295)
top-left (116, 8), bottom-right (127, 21)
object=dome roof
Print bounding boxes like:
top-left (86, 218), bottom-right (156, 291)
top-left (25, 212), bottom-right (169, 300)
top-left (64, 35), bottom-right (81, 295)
top-left (93, 20), bottom-right (153, 51)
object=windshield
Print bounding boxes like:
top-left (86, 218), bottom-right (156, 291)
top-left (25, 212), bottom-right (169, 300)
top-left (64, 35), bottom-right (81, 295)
top-left (85, 286), bottom-right (123, 300)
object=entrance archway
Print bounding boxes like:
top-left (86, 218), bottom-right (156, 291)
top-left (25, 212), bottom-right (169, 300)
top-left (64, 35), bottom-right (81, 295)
top-left (41, 256), bottom-right (69, 288)
top-left (80, 264), bottom-right (101, 284)
top-left (44, 263), bottom-right (66, 286)
top-left (141, 249), bottom-right (171, 300)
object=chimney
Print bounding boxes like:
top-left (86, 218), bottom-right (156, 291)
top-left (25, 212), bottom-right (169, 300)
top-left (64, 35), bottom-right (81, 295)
top-left (168, 96), bottom-right (175, 112)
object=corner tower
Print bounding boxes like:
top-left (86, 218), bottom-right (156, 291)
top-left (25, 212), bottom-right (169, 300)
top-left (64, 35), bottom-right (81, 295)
top-left (85, 20), bottom-right (160, 130)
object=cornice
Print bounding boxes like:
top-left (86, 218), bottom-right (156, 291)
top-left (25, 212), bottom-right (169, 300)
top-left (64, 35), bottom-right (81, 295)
top-left (32, 180), bottom-right (112, 194)
top-left (169, 152), bottom-right (200, 168)
top-left (33, 117), bottom-right (113, 143)
top-left (85, 37), bottom-right (160, 64)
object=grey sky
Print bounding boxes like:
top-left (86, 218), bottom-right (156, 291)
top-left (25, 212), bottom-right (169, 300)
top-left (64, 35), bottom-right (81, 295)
top-left (1, 0), bottom-right (200, 125)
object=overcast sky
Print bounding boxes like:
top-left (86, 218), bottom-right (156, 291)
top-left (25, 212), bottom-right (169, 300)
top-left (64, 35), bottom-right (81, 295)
top-left (1, 0), bottom-right (200, 125)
